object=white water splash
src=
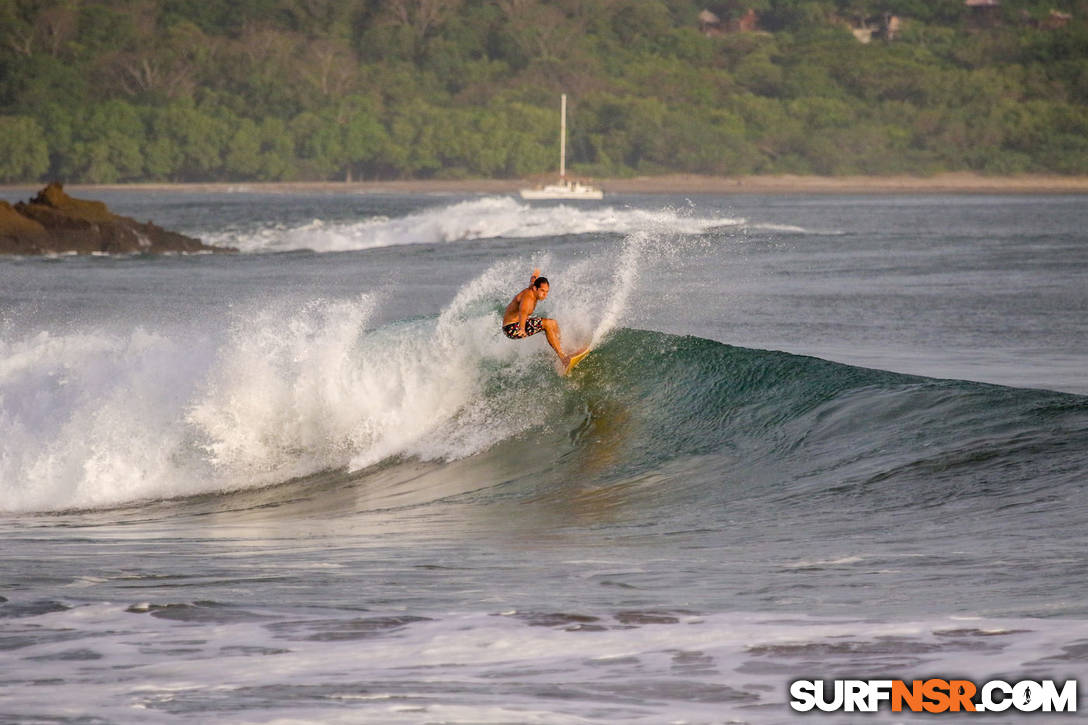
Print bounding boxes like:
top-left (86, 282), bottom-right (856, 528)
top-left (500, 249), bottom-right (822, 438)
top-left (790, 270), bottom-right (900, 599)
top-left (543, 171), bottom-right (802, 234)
top-left (0, 223), bottom-right (671, 512)
top-left (0, 270), bottom-right (560, 512)
top-left (0, 329), bottom-right (216, 511)
top-left (202, 196), bottom-right (748, 253)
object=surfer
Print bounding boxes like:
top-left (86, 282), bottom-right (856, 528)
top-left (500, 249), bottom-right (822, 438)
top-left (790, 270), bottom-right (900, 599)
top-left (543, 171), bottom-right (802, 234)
top-left (502, 268), bottom-right (579, 366)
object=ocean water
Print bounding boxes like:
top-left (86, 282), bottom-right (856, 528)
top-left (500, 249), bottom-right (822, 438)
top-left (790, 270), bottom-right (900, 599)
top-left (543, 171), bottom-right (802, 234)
top-left (0, 189), bottom-right (1086, 723)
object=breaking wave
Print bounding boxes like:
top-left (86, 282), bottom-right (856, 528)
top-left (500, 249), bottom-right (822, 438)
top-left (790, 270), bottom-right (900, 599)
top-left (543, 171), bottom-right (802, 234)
top-left (200, 196), bottom-right (789, 253)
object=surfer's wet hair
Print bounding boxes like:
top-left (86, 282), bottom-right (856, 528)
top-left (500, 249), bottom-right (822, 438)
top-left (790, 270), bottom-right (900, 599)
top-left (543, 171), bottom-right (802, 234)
top-left (533, 276), bottom-right (549, 288)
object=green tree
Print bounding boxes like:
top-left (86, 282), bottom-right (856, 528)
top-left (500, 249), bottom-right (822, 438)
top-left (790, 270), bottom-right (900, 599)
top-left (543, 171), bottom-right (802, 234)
top-left (70, 101), bottom-right (146, 181)
top-left (291, 110), bottom-right (344, 178)
top-left (144, 135), bottom-right (182, 180)
top-left (0, 115), bottom-right (49, 182)
top-left (224, 117), bottom-right (265, 178)
top-left (2, 0), bottom-right (1088, 179)
top-left (149, 101), bottom-right (229, 180)
top-left (226, 117), bottom-right (295, 180)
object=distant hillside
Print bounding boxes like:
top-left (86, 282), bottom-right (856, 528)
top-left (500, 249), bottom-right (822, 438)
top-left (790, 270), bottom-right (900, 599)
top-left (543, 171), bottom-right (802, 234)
top-left (1, 0), bottom-right (1086, 182)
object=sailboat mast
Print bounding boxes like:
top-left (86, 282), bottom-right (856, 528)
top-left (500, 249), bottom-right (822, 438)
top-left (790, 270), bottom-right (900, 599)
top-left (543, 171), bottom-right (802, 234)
top-left (559, 93), bottom-right (566, 180)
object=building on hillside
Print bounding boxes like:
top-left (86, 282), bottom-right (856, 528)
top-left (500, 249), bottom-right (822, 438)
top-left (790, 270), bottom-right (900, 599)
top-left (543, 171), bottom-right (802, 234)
top-left (850, 21), bottom-right (874, 43)
top-left (698, 7), bottom-right (759, 36)
top-left (848, 13), bottom-right (902, 43)
top-left (886, 15), bottom-right (902, 39)
top-left (698, 9), bottom-right (723, 36)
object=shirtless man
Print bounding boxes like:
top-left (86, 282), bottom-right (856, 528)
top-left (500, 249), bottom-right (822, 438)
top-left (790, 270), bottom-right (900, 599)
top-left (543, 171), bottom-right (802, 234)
top-left (502, 268), bottom-right (576, 366)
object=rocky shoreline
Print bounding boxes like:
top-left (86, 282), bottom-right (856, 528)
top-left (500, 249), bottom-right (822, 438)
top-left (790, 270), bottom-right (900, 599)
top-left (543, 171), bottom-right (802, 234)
top-left (0, 183), bottom-right (234, 255)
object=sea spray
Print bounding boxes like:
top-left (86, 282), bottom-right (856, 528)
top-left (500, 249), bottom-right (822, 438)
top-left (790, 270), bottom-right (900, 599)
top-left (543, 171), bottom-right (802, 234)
top-left (591, 231), bottom-right (648, 348)
top-left (1, 268), bottom-right (573, 512)
top-left (550, 216), bottom-right (715, 349)
top-left (1, 230), bottom-right (730, 513)
top-left (187, 295), bottom-right (381, 479)
top-left (188, 270), bottom-right (564, 488)
top-left (0, 328), bottom-right (215, 511)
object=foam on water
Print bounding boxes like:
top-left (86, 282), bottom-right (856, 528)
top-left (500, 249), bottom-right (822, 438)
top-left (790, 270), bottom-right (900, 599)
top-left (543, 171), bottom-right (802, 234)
top-left (0, 235), bottom-right (660, 513)
top-left (201, 196), bottom-right (749, 253)
top-left (0, 328), bottom-right (216, 511)
top-left (3, 601), bottom-right (1084, 723)
top-left (0, 296), bottom-right (501, 512)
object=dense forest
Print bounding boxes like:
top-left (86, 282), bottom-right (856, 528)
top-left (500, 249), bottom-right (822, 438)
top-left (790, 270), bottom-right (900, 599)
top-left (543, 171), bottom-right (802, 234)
top-left (1, 0), bottom-right (1087, 182)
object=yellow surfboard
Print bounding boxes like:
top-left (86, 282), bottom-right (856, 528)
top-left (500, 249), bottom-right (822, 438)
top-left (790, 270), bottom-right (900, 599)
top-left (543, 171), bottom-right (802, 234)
top-left (563, 347), bottom-right (591, 376)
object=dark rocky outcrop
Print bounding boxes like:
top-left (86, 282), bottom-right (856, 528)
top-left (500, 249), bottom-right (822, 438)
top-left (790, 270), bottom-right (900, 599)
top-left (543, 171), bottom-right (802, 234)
top-left (0, 183), bottom-right (235, 255)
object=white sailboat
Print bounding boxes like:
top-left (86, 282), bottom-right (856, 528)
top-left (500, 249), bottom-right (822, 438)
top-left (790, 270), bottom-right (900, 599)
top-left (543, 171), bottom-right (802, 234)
top-left (519, 94), bottom-right (603, 200)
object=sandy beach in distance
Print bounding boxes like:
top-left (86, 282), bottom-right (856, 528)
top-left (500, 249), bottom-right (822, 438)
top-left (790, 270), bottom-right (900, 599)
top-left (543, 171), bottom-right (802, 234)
top-left (5, 172), bottom-right (1088, 197)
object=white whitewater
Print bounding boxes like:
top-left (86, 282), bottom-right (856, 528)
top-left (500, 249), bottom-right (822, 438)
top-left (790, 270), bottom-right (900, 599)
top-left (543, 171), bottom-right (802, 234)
top-left (0, 234), bottom-right (663, 513)
top-left (200, 196), bottom-right (752, 253)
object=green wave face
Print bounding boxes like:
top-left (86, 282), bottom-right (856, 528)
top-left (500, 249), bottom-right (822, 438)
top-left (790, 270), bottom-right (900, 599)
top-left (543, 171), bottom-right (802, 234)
top-left (473, 328), bottom-right (1088, 515)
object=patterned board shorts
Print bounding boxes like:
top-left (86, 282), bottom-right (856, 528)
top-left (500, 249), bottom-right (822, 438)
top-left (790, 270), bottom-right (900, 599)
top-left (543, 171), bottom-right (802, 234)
top-left (502, 318), bottom-right (543, 339)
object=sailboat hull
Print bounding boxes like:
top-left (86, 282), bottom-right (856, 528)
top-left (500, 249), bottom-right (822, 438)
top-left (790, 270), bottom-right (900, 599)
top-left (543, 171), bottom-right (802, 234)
top-left (519, 185), bottom-right (604, 200)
